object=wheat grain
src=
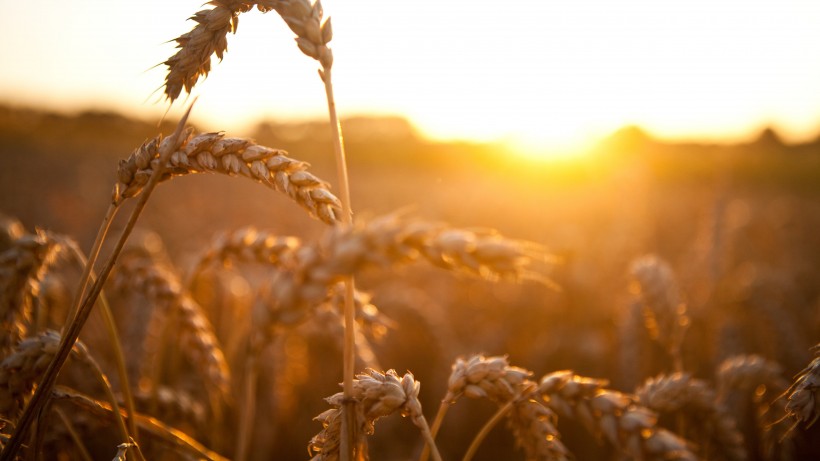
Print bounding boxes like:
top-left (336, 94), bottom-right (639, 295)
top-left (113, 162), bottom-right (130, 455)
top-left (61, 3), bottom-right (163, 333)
top-left (271, 0), bottom-right (334, 70)
top-left (162, 1), bottom-right (286, 101)
top-left (636, 373), bottom-right (746, 461)
top-left (537, 370), bottom-right (697, 461)
top-left (112, 130), bottom-right (342, 224)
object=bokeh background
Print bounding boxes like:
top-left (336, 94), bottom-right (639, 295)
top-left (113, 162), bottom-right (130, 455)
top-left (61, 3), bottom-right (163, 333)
top-left (1, 0), bottom-right (820, 459)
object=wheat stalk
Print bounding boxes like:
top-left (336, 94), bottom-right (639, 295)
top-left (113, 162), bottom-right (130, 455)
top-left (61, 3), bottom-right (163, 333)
top-left (113, 130), bottom-right (341, 225)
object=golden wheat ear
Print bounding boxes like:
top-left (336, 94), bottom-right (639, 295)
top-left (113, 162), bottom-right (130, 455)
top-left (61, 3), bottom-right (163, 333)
top-left (113, 131), bottom-right (342, 224)
top-left (309, 369), bottom-right (439, 461)
top-left (785, 345), bottom-right (820, 428)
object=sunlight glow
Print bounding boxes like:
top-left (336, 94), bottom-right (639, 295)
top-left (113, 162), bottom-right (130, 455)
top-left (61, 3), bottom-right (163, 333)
top-left (1, 1), bottom-right (820, 158)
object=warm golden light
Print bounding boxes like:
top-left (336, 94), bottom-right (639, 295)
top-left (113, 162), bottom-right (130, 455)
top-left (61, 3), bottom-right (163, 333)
top-left (1, 1), bottom-right (819, 157)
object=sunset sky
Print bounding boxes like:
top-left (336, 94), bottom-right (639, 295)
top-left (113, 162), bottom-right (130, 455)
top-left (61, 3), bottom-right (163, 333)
top-left (2, 0), bottom-right (820, 155)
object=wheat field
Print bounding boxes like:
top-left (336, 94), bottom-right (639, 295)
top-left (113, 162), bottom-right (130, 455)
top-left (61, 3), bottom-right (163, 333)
top-left (0, 1), bottom-right (819, 460)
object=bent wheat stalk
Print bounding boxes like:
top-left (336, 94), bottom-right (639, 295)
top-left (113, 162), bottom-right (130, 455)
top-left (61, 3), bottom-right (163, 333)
top-left (51, 386), bottom-right (228, 461)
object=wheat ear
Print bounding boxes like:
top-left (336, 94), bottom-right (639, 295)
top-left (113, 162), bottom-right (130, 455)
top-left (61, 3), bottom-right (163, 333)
top-left (0, 229), bottom-right (63, 357)
top-left (537, 370), bottom-right (698, 461)
top-left (716, 354), bottom-right (793, 461)
top-left (637, 373), bottom-right (746, 461)
top-left (188, 227), bottom-right (393, 335)
top-left (308, 369), bottom-right (440, 461)
top-left (113, 130), bottom-right (341, 224)
top-left (112, 251), bottom-right (230, 399)
top-left (785, 345), bottom-right (820, 428)
top-left (425, 355), bottom-right (568, 461)
top-left (163, 1), bottom-right (282, 101)
top-left (260, 214), bottom-right (549, 332)
top-left (629, 255), bottom-right (690, 372)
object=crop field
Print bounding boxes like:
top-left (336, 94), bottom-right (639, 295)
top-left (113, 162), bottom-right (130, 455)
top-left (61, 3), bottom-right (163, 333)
top-left (0, 1), bottom-right (819, 460)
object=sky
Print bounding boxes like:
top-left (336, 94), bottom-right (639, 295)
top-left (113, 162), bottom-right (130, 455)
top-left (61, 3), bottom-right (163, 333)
top-left (2, 0), bottom-right (820, 155)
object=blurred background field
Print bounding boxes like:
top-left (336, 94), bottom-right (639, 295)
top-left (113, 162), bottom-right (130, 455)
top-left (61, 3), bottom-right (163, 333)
top-left (1, 104), bottom-right (818, 459)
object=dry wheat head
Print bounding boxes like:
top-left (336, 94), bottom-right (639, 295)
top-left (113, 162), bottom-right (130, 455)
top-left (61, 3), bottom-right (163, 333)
top-left (308, 369), bottom-right (426, 461)
top-left (637, 373), bottom-right (746, 461)
top-left (112, 251), bottom-right (230, 398)
top-left (113, 130), bottom-right (342, 224)
top-left (537, 370), bottom-right (698, 461)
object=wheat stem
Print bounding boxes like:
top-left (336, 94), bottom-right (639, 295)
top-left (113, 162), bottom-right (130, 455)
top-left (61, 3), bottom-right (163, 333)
top-left (51, 386), bottom-right (228, 461)
top-left (64, 243), bottom-right (140, 446)
top-left (64, 203), bottom-right (118, 327)
top-left (462, 399), bottom-right (515, 461)
top-left (54, 407), bottom-right (94, 461)
top-left (84, 354), bottom-right (132, 450)
top-left (235, 337), bottom-right (261, 461)
top-left (419, 400), bottom-right (451, 461)
top-left (320, 46), bottom-right (358, 461)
